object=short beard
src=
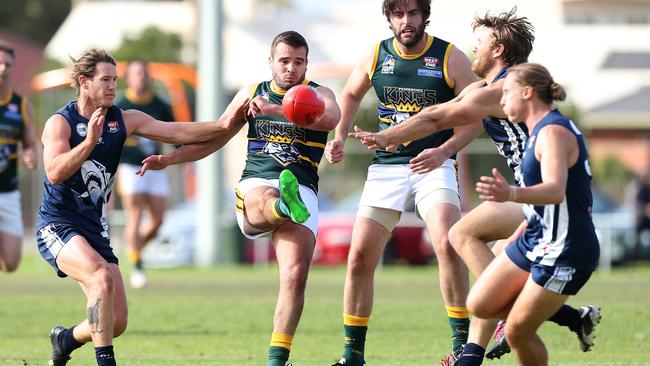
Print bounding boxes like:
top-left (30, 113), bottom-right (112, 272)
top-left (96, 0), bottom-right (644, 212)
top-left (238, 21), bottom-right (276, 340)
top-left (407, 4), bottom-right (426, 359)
top-left (472, 56), bottom-right (493, 79)
top-left (395, 23), bottom-right (426, 48)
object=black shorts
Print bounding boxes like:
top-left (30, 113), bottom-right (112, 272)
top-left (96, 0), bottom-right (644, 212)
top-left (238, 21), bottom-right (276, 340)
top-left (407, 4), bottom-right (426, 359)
top-left (36, 223), bottom-right (119, 278)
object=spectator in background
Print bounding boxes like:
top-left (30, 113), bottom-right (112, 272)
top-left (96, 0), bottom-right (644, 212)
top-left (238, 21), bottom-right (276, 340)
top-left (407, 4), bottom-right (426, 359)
top-left (0, 40), bottom-right (37, 273)
top-left (115, 60), bottom-right (174, 289)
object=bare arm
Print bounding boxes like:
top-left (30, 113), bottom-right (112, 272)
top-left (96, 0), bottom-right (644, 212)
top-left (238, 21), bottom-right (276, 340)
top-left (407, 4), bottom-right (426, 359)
top-left (351, 80), bottom-right (505, 149)
top-left (42, 108), bottom-right (106, 185)
top-left (137, 87), bottom-right (250, 174)
top-left (304, 85), bottom-right (340, 131)
top-left (124, 94), bottom-right (247, 146)
top-left (21, 99), bottom-right (37, 170)
top-left (476, 125), bottom-right (577, 205)
top-left (325, 48), bottom-right (374, 164)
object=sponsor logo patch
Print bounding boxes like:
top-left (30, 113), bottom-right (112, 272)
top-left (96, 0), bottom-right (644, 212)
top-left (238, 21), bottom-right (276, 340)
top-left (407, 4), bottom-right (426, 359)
top-left (417, 69), bottom-right (442, 78)
top-left (423, 57), bottom-right (439, 69)
top-left (107, 121), bottom-right (119, 133)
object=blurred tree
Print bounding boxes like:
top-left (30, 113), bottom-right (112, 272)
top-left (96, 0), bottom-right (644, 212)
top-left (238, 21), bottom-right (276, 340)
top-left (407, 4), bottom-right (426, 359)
top-left (112, 26), bottom-right (182, 63)
top-left (0, 0), bottom-right (71, 44)
top-left (592, 155), bottom-right (636, 203)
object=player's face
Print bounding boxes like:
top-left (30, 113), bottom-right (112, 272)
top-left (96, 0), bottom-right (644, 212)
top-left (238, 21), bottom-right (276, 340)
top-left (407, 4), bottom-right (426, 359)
top-left (0, 51), bottom-right (14, 87)
top-left (472, 26), bottom-right (497, 78)
top-left (500, 73), bottom-right (527, 122)
top-left (83, 62), bottom-right (118, 108)
top-left (269, 43), bottom-right (307, 90)
top-left (388, 0), bottom-right (426, 48)
top-left (125, 62), bottom-right (150, 93)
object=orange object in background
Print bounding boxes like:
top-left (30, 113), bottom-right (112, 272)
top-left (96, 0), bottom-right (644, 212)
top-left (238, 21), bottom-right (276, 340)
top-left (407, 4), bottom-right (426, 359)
top-left (31, 62), bottom-right (198, 199)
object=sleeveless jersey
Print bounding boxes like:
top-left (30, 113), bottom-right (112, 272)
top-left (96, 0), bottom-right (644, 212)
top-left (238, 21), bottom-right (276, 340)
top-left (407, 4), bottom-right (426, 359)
top-left (115, 91), bottom-right (174, 165)
top-left (482, 68), bottom-right (528, 185)
top-left (518, 109), bottom-right (599, 270)
top-left (370, 34), bottom-right (456, 165)
top-left (240, 80), bottom-right (328, 193)
top-left (0, 91), bottom-right (27, 192)
top-left (36, 102), bottom-right (127, 238)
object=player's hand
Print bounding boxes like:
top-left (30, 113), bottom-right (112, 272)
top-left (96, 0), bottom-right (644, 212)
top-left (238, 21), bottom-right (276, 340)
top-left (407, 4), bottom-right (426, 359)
top-left (349, 126), bottom-right (398, 152)
top-left (248, 93), bottom-right (279, 118)
top-left (325, 138), bottom-right (345, 164)
top-left (227, 97), bottom-right (250, 128)
top-left (476, 168), bottom-right (512, 202)
top-left (22, 146), bottom-right (37, 170)
top-left (409, 148), bottom-right (446, 174)
top-left (137, 154), bottom-right (169, 176)
top-left (86, 107), bottom-right (106, 144)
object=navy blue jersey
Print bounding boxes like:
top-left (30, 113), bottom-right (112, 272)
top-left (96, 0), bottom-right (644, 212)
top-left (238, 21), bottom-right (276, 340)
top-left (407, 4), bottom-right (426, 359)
top-left (36, 102), bottom-right (127, 238)
top-left (482, 68), bottom-right (528, 185)
top-left (516, 110), bottom-right (599, 272)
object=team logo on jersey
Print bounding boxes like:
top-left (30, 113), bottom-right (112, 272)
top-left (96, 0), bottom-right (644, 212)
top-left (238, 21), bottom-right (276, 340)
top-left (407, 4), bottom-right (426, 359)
top-left (107, 121), bottom-right (119, 133)
top-left (423, 57), bottom-right (439, 69)
top-left (381, 55), bottom-right (396, 74)
top-left (76, 123), bottom-right (87, 137)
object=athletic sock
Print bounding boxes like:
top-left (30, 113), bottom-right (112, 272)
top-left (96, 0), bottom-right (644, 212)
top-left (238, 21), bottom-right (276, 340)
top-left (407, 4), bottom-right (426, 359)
top-left (548, 304), bottom-right (581, 332)
top-left (95, 345), bottom-right (116, 366)
top-left (268, 333), bottom-right (292, 366)
top-left (127, 249), bottom-right (142, 269)
top-left (446, 305), bottom-right (470, 353)
top-left (60, 326), bottom-right (85, 354)
top-left (342, 313), bottom-right (368, 366)
top-left (272, 198), bottom-right (291, 219)
top-left (455, 342), bottom-right (485, 366)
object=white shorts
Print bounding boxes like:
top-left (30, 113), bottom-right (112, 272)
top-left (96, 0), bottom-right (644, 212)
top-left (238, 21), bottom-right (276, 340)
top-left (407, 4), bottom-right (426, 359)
top-left (118, 164), bottom-right (169, 197)
top-left (0, 190), bottom-right (23, 236)
top-left (235, 178), bottom-right (319, 239)
top-left (358, 160), bottom-right (460, 219)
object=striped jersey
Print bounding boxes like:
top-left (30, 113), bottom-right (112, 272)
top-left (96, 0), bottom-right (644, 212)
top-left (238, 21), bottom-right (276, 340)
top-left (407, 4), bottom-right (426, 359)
top-left (0, 91), bottom-right (27, 192)
top-left (482, 68), bottom-right (528, 185)
top-left (240, 80), bottom-right (328, 193)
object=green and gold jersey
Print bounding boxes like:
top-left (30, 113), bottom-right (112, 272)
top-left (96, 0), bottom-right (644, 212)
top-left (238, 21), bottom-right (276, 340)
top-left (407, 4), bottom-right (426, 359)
top-left (115, 90), bottom-right (174, 165)
top-left (370, 33), bottom-right (456, 164)
top-left (240, 80), bottom-right (328, 194)
top-left (0, 91), bottom-right (26, 192)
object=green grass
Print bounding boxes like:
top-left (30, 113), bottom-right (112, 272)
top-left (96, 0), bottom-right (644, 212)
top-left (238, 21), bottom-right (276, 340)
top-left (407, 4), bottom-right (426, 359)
top-left (1, 253), bottom-right (649, 365)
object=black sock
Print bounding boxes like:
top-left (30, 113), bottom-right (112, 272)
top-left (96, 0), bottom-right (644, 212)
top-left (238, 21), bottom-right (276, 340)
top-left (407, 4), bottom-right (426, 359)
top-left (455, 342), bottom-right (485, 366)
top-left (60, 326), bottom-right (85, 354)
top-left (548, 305), bottom-right (581, 332)
top-left (95, 345), bottom-right (116, 366)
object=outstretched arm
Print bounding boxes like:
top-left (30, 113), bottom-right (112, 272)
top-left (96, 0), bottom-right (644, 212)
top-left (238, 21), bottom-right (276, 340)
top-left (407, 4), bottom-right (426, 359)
top-left (409, 122), bottom-right (483, 173)
top-left (137, 87), bottom-right (250, 175)
top-left (351, 80), bottom-right (505, 149)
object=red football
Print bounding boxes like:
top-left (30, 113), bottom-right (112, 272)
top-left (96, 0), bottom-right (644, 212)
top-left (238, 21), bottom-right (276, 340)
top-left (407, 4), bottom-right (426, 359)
top-left (282, 84), bottom-right (325, 127)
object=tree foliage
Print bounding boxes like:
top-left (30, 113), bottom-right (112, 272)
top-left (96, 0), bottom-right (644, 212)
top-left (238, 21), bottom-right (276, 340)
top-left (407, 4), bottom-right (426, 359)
top-left (112, 26), bottom-right (182, 63)
top-left (0, 0), bottom-right (71, 44)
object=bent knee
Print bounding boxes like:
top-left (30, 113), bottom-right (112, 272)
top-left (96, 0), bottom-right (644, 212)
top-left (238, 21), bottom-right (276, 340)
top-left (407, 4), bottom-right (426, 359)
top-left (504, 322), bottom-right (533, 349)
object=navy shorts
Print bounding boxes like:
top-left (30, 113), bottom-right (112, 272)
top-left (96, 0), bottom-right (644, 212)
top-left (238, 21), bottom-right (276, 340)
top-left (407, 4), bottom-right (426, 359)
top-left (36, 223), bottom-right (119, 278)
top-left (506, 239), bottom-right (595, 295)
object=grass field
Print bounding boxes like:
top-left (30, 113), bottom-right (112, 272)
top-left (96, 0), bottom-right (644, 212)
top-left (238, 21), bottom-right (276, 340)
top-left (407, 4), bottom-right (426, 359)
top-left (1, 253), bottom-right (649, 366)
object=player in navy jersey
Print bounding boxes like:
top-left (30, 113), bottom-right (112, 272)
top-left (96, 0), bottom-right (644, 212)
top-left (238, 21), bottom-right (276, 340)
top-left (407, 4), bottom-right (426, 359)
top-left (350, 9), bottom-right (598, 365)
top-left (469, 62), bottom-right (600, 366)
top-left (37, 49), bottom-right (247, 366)
top-left (137, 31), bottom-right (341, 366)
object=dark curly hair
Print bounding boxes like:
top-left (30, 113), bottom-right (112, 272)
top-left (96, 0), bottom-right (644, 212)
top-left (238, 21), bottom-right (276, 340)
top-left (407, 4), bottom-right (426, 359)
top-left (473, 7), bottom-right (535, 66)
